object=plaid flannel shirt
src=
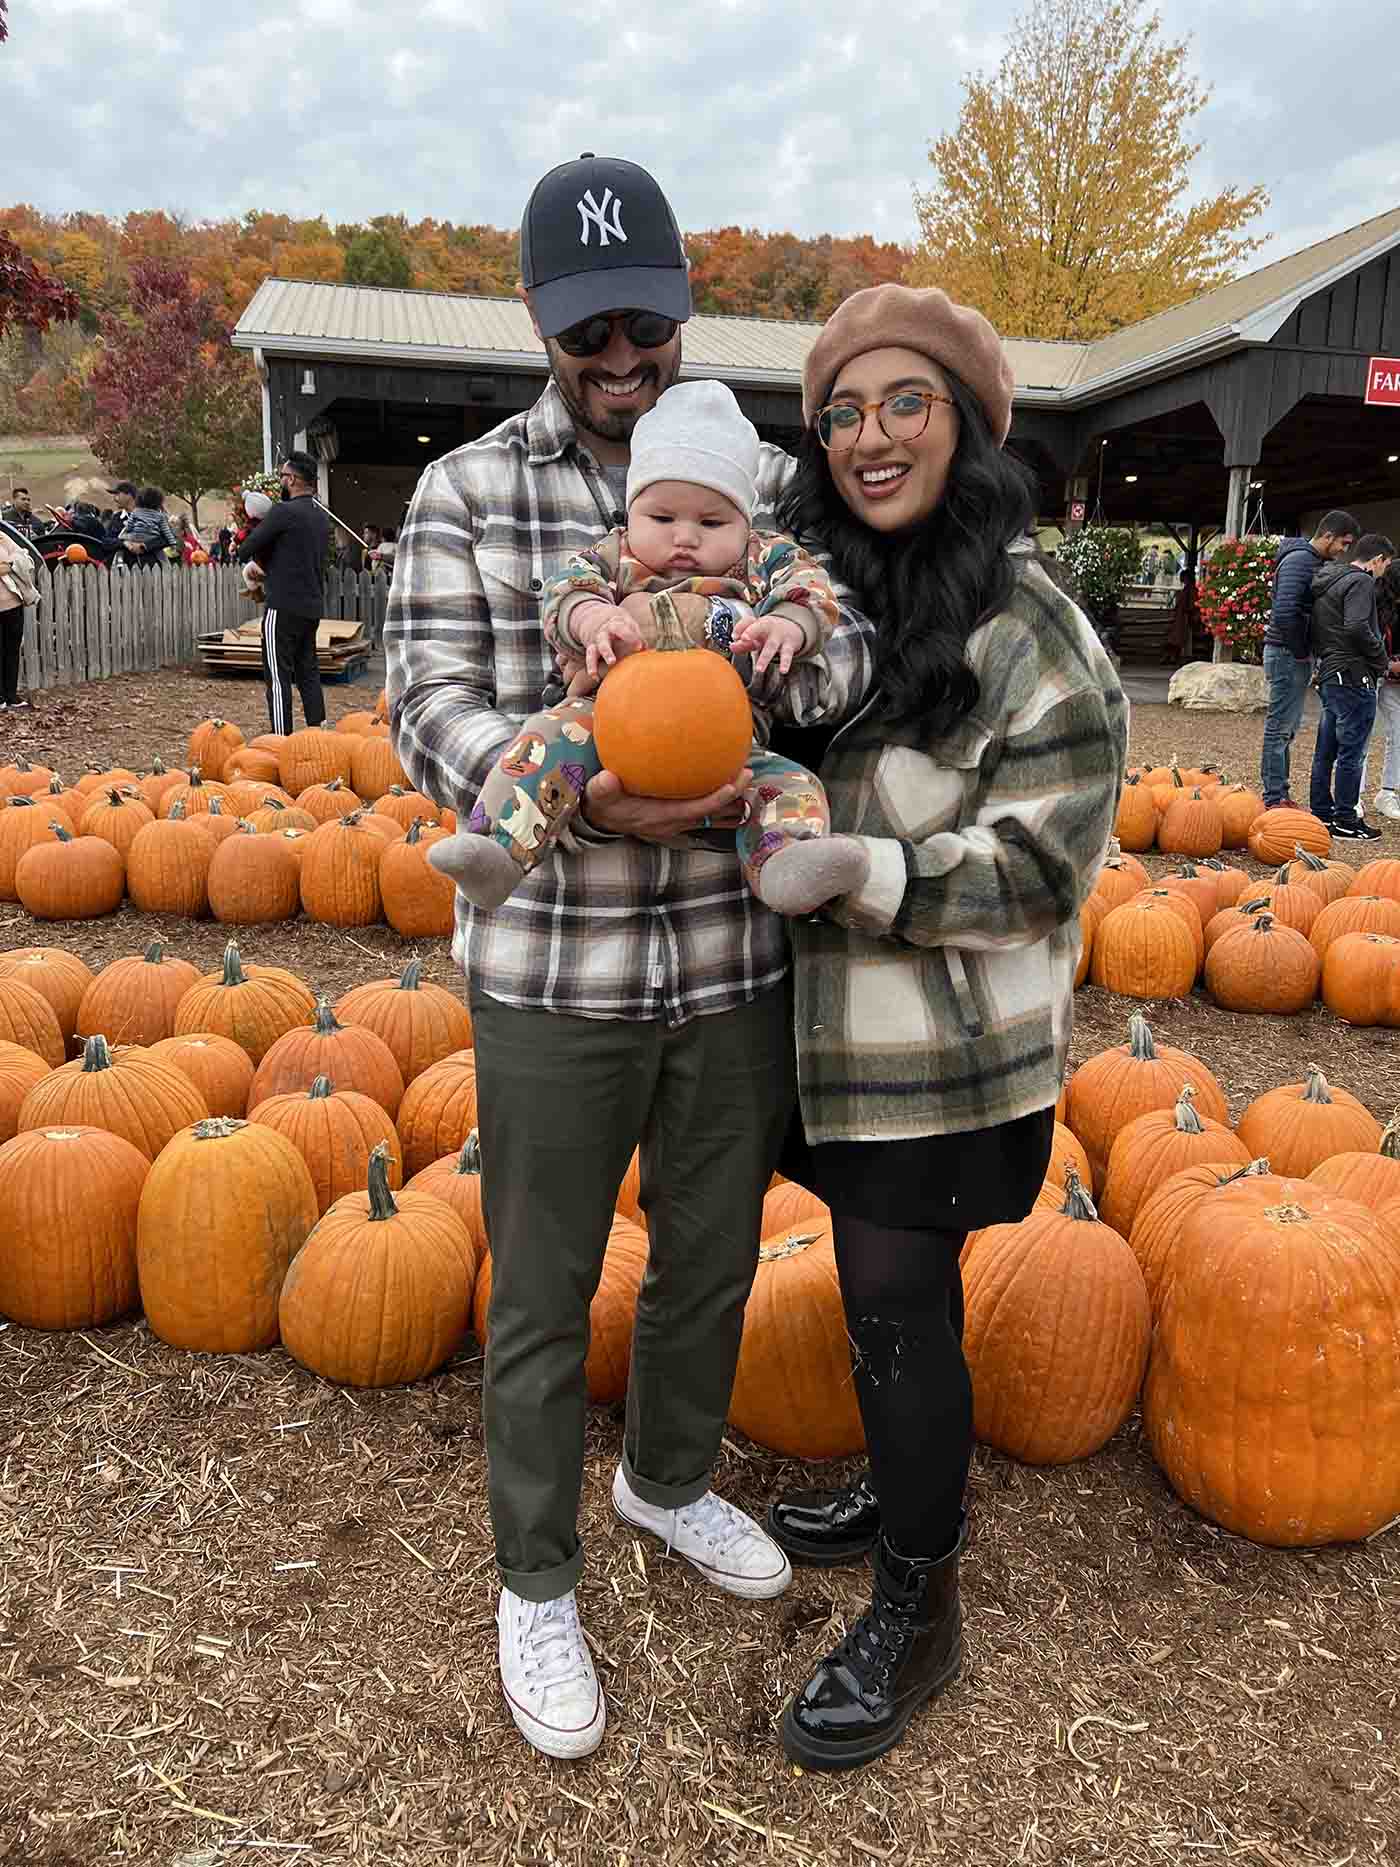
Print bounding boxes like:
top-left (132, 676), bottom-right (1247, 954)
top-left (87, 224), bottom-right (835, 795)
top-left (383, 381), bottom-right (873, 1025)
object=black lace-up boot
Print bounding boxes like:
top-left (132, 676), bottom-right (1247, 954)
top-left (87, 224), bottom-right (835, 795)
top-left (767, 1472), bottom-right (880, 1565)
top-left (781, 1520), bottom-right (966, 1769)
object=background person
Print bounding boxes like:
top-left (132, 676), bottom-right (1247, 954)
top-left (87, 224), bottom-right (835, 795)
top-left (385, 151), bottom-right (873, 1764)
top-left (1260, 511), bottom-right (1358, 806)
top-left (105, 482), bottom-right (138, 538)
top-left (1, 488), bottom-right (49, 539)
top-left (765, 284), bottom-right (1126, 1772)
top-left (0, 526), bottom-right (40, 709)
top-left (1308, 532), bottom-right (1395, 840)
top-left (118, 487), bottom-right (179, 565)
top-left (1372, 559), bottom-right (1400, 822)
top-left (237, 452), bottom-right (331, 734)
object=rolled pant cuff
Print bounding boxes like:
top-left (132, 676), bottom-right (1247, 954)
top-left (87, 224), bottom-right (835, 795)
top-left (621, 1450), bottom-right (712, 1512)
top-left (498, 1546), bottom-right (585, 1604)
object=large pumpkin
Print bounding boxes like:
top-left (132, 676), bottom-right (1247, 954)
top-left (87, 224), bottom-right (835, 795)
top-left (157, 766), bottom-right (231, 819)
top-left (0, 1124), bottom-right (148, 1328)
top-left (248, 1075), bottom-right (401, 1218)
top-left (296, 776), bottom-right (362, 824)
top-left (1204, 910), bottom-right (1321, 1015)
top-left (472, 1213), bottom-right (648, 1404)
top-left (1349, 858), bottom-right (1400, 905)
top-left (15, 824), bottom-right (125, 920)
top-left (0, 1039), bottom-right (51, 1143)
top-left (146, 1032), bottom-right (255, 1120)
top-left (405, 1130), bottom-right (489, 1262)
top-left (126, 802), bottom-right (213, 917)
top-left (1144, 1175), bottom-right (1400, 1545)
top-left (278, 1145), bottom-right (473, 1387)
top-left (0, 976), bottom-right (66, 1067)
top-left (137, 1116), bottom-right (319, 1352)
top-left (75, 942), bottom-right (202, 1049)
top-left (728, 1218), bottom-right (864, 1458)
top-left (1128, 1157), bottom-right (1272, 1319)
top-left (335, 959), bottom-right (472, 1084)
top-left (1248, 807), bottom-right (1330, 866)
top-left (17, 1032), bottom-right (208, 1160)
top-left (395, 1049), bottom-right (478, 1178)
top-left (0, 947), bottom-right (94, 1056)
top-left (1278, 845), bottom-right (1355, 905)
top-left (299, 812), bottom-right (384, 927)
top-left (1111, 774), bottom-right (1157, 853)
top-left (80, 786), bottom-right (154, 859)
top-left (1098, 1085), bottom-right (1250, 1238)
top-left (1308, 1113), bottom-right (1400, 1212)
top-left (207, 823), bottom-right (303, 924)
top-left (186, 717), bottom-right (245, 782)
top-left (249, 995), bottom-right (404, 1120)
top-left (1310, 894), bottom-right (1400, 966)
top-left (279, 727), bottom-right (355, 797)
top-left (1322, 931), bottom-right (1400, 1027)
top-left (349, 740), bottom-right (411, 804)
top-left (592, 594), bottom-right (753, 799)
top-left (1236, 1067), bottom-right (1382, 1178)
top-left (1089, 897), bottom-right (1197, 1000)
top-left (1156, 788), bottom-right (1222, 859)
top-left (1063, 1014), bottom-right (1228, 1193)
top-left (962, 1173), bottom-right (1150, 1464)
top-left (380, 819), bottom-right (456, 939)
top-left (0, 795), bottom-right (72, 900)
top-left (1215, 784), bottom-right (1265, 849)
top-left (173, 940), bottom-right (317, 1066)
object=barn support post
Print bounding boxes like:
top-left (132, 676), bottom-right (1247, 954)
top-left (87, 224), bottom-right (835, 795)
top-left (1215, 463), bottom-right (1256, 663)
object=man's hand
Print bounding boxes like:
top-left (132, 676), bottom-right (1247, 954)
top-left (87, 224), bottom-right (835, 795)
top-left (730, 612), bottom-right (806, 675)
top-left (582, 767), bottom-right (752, 843)
top-left (575, 600), bottom-right (645, 677)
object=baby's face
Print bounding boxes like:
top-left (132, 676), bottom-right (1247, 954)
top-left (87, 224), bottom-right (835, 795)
top-left (627, 481), bottom-right (748, 579)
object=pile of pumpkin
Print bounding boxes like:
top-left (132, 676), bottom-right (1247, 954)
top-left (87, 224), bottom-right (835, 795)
top-left (0, 934), bottom-right (841, 1449)
top-left (957, 1012), bottom-right (1400, 1547)
top-left (1083, 795), bottom-right (1400, 1022)
top-left (0, 707), bottom-right (457, 939)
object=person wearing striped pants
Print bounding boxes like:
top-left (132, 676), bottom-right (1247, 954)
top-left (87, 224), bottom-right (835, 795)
top-left (237, 453), bottom-right (332, 733)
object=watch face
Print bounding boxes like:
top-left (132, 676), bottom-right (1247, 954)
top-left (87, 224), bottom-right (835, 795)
top-left (708, 601), bottom-right (736, 652)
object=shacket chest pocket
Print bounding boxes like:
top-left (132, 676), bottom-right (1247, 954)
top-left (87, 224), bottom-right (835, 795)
top-left (867, 718), bottom-right (993, 842)
top-left (475, 545), bottom-right (559, 710)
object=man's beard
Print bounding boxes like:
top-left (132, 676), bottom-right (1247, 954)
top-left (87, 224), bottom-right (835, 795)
top-left (549, 346), bottom-right (682, 446)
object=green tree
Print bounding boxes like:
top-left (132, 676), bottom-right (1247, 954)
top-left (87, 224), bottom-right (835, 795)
top-left (910, 0), bottom-right (1269, 339)
top-left (343, 229), bottom-right (413, 288)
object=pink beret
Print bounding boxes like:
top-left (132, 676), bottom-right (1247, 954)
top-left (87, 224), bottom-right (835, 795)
top-left (802, 283), bottom-right (1015, 446)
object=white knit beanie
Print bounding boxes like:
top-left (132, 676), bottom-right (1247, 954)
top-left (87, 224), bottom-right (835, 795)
top-left (243, 489), bottom-right (273, 520)
top-left (626, 381), bottom-right (759, 522)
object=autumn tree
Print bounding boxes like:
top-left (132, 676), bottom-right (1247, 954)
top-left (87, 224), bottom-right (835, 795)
top-left (88, 261), bottom-right (260, 526)
top-left (343, 228), bottom-right (413, 288)
top-left (0, 232), bottom-right (80, 339)
top-left (909, 0), bottom-right (1269, 340)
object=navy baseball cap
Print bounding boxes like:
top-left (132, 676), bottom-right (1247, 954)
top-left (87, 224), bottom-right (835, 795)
top-left (520, 154), bottom-right (692, 339)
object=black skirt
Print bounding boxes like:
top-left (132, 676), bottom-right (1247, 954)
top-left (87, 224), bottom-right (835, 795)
top-left (780, 1106), bottom-right (1056, 1233)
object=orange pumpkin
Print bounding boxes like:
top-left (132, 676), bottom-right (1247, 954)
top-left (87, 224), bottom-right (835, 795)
top-left (1098, 1085), bottom-right (1249, 1238)
top-left (249, 1074), bottom-right (401, 1217)
top-left (1064, 1014), bottom-right (1228, 1193)
top-left (250, 996), bottom-right (404, 1120)
top-left (1236, 1067), bottom-right (1382, 1177)
top-left (1248, 806), bottom-right (1330, 866)
top-left (335, 959), bottom-right (472, 1084)
top-left (17, 1033), bottom-right (208, 1159)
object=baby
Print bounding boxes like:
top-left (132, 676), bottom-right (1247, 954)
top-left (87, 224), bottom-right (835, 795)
top-left (238, 488), bottom-right (274, 599)
top-left (429, 380), bottom-right (869, 916)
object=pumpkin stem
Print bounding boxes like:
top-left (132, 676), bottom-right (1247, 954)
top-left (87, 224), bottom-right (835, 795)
top-left (78, 1033), bottom-right (114, 1072)
top-left (1253, 912), bottom-right (1276, 932)
top-left (386, 785), bottom-right (406, 798)
top-left (46, 777), bottom-right (64, 795)
top-left (405, 819), bottom-right (426, 844)
top-left (263, 797), bottom-right (286, 813)
top-left (150, 755), bottom-right (166, 774)
top-left (646, 588), bottom-right (692, 653)
top-left (106, 787), bottom-right (126, 806)
top-left (1240, 895), bottom-right (1272, 914)
top-left (144, 941), bottom-right (164, 964)
top-left (1059, 1167), bottom-right (1099, 1221)
top-left (313, 995), bottom-right (341, 1035)
top-left (50, 822), bottom-right (73, 842)
top-left (220, 941), bottom-right (248, 987)
top-left (325, 777), bottom-right (344, 792)
top-left (1176, 860), bottom-right (1200, 876)
top-left (1127, 1013), bottom-right (1156, 1060)
top-left (308, 1075), bottom-right (334, 1100)
top-left (9, 795), bottom-right (34, 809)
top-left (1302, 1066), bottom-right (1333, 1104)
top-left (1379, 1113), bottom-right (1400, 1161)
top-left (1223, 1157), bottom-right (1272, 1181)
top-left (169, 800), bottom-right (188, 820)
top-left (193, 1116), bottom-right (248, 1140)
top-left (399, 957), bottom-right (422, 991)
top-left (365, 1143), bottom-right (399, 1220)
top-left (453, 1129), bottom-right (483, 1178)
top-left (188, 765), bottom-right (204, 787)
top-left (1294, 844), bottom-right (1326, 871)
top-left (1173, 1084), bottom-right (1204, 1133)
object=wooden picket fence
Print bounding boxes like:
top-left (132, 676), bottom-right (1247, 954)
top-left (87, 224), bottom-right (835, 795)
top-left (19, 564), bottom-right (391, 695)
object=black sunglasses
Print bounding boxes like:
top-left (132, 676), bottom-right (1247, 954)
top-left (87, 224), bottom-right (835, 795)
top-left (553, 309), bottom-right (679, 358)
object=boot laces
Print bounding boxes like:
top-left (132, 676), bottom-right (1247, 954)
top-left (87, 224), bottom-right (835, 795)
top-left (837, 1590), bottom-right (916, 1686)
top-left (518, 1595), bottom-right (590, 1694)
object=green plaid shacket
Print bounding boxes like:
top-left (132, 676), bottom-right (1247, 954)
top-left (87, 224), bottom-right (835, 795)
top-left (794, 559), bottom-right (1128, 1143)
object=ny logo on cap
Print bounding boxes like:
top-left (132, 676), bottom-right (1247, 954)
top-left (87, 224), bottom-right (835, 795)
top-left (578, 187), bottom-right (626, 248)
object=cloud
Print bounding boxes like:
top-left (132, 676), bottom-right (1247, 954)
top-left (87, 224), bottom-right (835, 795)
top-left (3, 0), bottom-right (1396, 268)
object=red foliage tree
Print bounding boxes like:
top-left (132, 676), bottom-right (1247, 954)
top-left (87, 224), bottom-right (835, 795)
top-left (88, 261), bottom-right (260, 526)
top-left (0, 231), bottom-right (79, 338)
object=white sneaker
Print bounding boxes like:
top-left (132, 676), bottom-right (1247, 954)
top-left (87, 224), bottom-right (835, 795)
top-left (1374, 790), bottom-right (1400, 821)
top-left (497, 1587), bottom-right (605, 1759)
top-left (612, 1465), bottom-right (793, 1600)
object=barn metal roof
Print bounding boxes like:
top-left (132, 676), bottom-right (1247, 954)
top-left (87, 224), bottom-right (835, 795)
top-left (231, 204), bottom-right (1400, 406)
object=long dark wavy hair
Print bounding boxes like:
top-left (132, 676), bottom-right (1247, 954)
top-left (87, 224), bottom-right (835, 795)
top-left (777, 369), bottom-right (1035, 736)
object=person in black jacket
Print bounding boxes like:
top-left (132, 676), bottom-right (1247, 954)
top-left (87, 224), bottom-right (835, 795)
top-left (1307, 531), bottom-right (1395, 840)
top-left (237, 452), bottom-right (332, 733)
top-left (1259, 510), bottom-right (1357, 806)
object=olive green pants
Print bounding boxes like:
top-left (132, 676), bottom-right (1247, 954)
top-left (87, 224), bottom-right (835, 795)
top-left (470, 983), bottom-right (795, 1603)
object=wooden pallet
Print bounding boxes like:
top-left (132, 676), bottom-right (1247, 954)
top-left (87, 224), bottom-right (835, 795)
top-left (197, 617), bottom-right (369, 677)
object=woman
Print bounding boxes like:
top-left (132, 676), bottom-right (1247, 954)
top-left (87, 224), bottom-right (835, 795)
top-left (765, 285), bottom-right (1127, 1770)
top-left (0, 526), bottom-right (40, 709)
top-left (119, 487), bottom-right (179, 566)
top-left (1372, 560), bottom-right (1400, 821)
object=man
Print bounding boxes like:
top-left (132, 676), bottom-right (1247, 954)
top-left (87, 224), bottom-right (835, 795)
top-left (237, 451), bottom-right (331, 734)
top-left (385, 154), bottom-right (871, 1762)
top-left (1260, 511), bottom-right (1358, 806)
top-left (105, 482), bottom-right (138, 538)
top-left (1307, 532), bottom-right (1395, 840)
top-left (0, 488), bottom-right (49, 540)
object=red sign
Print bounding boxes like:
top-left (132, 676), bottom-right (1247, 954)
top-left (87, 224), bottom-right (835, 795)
top-left (1069, 500), bottom-right (1086, 522)
top-left (1364, 357), bottom-right (1400, 406)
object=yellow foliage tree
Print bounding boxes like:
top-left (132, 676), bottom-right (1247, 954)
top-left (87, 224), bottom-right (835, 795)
top-left (909, 0), bottom-right (1269, 340)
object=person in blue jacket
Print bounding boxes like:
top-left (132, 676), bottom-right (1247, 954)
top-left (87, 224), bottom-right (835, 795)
top-left (1259, 510), bottom-right (1357, 806)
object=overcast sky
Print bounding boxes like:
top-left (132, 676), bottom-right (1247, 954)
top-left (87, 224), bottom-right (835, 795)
top-left (3, 0), bottom-right (1397, 269)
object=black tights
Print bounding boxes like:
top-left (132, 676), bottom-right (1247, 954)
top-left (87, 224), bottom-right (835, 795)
top-left (832, 1216), bottom-right (970, 1559)
top-left (0, 611), bottom-right (22, 706)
